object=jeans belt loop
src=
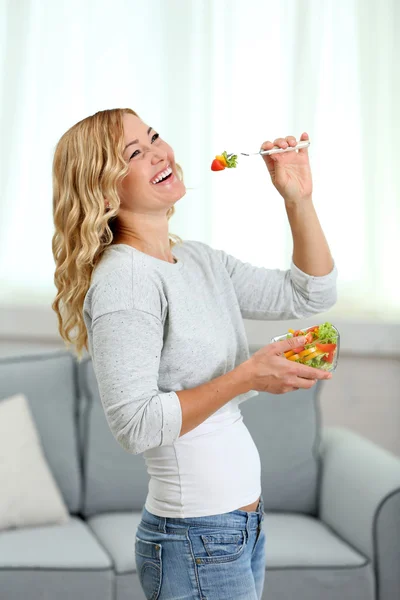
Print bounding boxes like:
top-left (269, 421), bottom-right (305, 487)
top-left (245, 512), bottom-right (251, 541)
top-left (158, 516), bottom-right (167, 533)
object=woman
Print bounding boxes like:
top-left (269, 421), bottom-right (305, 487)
top-left (52, 108), bottom-right (337, 599)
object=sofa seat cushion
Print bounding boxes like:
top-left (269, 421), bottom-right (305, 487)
top-left (264, 513), bottom-right (365, 566)
top-left (0, 516), bottom-right (112, 570)
top-left (87, 510), bottom-right (370, 570)
top-left (88, 511), bottom-right (375, 600)
top-left (88, 512), bottom-right (142, 574)
top-left (264, 514), bottom-right (375, 600)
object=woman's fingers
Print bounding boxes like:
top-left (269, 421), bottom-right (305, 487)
top-left (285, 136), bottom-right (297, 147)
top-left (273, 137), bottom-right (289, 148)
top-left (261, 140), bottom-right (274, 151)
top-left (294, 363), bottom-right (332, 380)
top-left (299, 132), bottom-right (309, 153)
top-left (263, 135), bottom-right (304, 150)
top-left (292, 377), bottom-right (317, 390)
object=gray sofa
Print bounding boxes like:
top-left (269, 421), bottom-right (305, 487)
top-left (1, 349), bottom-right (400, 600)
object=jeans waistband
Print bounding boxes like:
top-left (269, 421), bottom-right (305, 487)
top-left (141, 496), bottom-right (264, 534)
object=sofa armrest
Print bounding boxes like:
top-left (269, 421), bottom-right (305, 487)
top-left (319, 427), bottom-right (400, 600)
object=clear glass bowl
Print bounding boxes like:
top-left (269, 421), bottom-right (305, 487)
top-left (271, 323), bottom-right (340, 372)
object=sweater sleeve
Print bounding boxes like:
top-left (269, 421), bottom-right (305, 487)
top-left (90, 308), bottom-right (182, 455)
top-left (214, 248), bottom-right (338, 320)
top-left (85, 268), bottom-right (182, 455)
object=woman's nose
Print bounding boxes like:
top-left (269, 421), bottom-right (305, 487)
top-left (150, 148), bottom-right (168, 163)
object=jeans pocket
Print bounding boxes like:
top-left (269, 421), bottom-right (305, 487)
top-left (194, 529), bottom-right (247, 564)
top-left (135, 537), bottom-right (162, 600)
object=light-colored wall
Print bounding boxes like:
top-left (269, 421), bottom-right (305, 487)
top-left (1, 313), bottom-right (399, 457)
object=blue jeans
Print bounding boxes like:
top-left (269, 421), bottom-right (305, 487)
top-left (135, 497), bottom-right (266, 599)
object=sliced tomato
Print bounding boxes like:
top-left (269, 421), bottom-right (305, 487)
top-left (315, 343), bottom-right (337, 352)
top-left (293, 330), bottom-right (304, 337)
top-left (305, 332), bottom-right (314, 344)
top-left (322, 350), bottom-right (335, 363)
top-left (307, 326), bottom-right (319, 333)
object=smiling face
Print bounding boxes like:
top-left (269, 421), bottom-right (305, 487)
top-left (119, 113), bottom-right (186, 213)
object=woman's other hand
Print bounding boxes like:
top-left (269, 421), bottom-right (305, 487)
top-left (243, 336), bottom-right (331, 394)
top-left (261, 132), bottom-right (312, 205)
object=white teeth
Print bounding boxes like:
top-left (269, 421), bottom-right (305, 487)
top-left (151, 166), bottom-right (172, 184)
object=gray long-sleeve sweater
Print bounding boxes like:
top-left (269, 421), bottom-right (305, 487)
top-left (83, 240), bottom-right (337, 456)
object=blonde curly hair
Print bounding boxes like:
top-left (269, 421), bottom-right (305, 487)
top-left (51, 108), bottom-right (183, 361)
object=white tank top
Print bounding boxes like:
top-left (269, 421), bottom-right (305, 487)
top-left (143, 399), bottom-right (261, 518)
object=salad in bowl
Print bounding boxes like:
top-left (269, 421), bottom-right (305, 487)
top-left (271, 322), bottom-right (340, 372)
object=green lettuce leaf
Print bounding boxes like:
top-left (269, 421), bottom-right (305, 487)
top-left (317, 322), bottom-right (338, 344)
top-left (222, 151), bottom-right (238, 168)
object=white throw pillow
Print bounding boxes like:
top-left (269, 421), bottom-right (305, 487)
top-left (0, 393), bottom-right (70, 531)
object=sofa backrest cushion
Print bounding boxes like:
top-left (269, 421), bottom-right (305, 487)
top-left (78, 358), bottom-right (149, 517)
top-left (240, 376), bottom-right (321, 514)
top-left (0, 351), bottom-right (82, 514)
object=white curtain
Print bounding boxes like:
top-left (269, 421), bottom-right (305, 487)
top-left (1, 0), bottom-right (399, 319)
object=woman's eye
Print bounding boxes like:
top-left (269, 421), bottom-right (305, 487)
top-left (129, 149), bottom-right (140, 160)
top-left (129, 134), bottom-right (159, 160)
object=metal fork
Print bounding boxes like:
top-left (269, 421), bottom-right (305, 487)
top-left (241, 140), bottom-right (310, 156)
